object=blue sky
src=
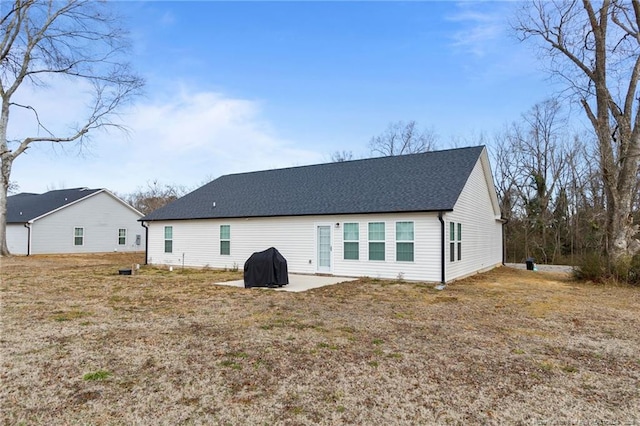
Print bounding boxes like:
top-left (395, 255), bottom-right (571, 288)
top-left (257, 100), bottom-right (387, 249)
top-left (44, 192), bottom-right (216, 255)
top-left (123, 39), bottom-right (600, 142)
top-left (10, 1), bottom-right (559, 195)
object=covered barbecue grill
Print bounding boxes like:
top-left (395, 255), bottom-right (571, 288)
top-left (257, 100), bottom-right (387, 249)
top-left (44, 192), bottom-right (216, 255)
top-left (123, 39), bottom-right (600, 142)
top-left (243, 247), bottom-right (289, 288)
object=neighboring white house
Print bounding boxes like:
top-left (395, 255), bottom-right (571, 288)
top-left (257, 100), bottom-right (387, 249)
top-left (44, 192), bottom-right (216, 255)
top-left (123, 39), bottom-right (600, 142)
top-left (6, 188), bottom-right (145, 255)
top-left (142, 146), bottom-right (504, 283)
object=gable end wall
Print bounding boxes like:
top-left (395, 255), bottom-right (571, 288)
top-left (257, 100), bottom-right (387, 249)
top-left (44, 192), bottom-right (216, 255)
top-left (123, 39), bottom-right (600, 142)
top-left (30, 192), bottom-right (145, 254)
top-left (445, 157), bottom-right (502, 281)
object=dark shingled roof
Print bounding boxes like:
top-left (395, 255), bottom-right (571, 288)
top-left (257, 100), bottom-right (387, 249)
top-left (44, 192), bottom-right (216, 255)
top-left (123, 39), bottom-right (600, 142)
top-left (142, 146), bottom-right (485, 221)
top-left (7, 188), bottom-right (103, 223)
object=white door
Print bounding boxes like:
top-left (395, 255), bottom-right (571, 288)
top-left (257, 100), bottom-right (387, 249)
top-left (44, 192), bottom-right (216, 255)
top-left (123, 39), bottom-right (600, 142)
top-left (317, 225), bottom-right (331, 273)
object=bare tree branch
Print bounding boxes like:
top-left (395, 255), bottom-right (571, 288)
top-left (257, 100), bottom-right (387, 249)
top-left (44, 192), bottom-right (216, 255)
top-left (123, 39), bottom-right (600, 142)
top-left (514, 0), bottom-right (640, 271)
top-left (369, 120), bottom-right (438, 157)
top-left (0, 0), bottom-right (144, 255)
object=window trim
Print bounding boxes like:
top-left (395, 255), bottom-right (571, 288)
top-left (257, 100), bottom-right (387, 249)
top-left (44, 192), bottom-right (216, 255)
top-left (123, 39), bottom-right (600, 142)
top-left (74, 227), bottom-right (84, 246)
top-left (449, 222), bottom-right (462, 262)
top-left (450, 222), bottom-right (455, 262)
top-left (395, 221), bottom-right (414, 262)
top-left (343, 222), bottom-right (359, 260)
top-left (457, 223), bottom-right (462, 261)
top-left (164, 226), bottom-right (173, 253)
top-left (220, 225), bottom-right (230, 256)
top-left (118, 228), bottom-right (127, 246)
top-left (368, 222), bottom-right (385, 261)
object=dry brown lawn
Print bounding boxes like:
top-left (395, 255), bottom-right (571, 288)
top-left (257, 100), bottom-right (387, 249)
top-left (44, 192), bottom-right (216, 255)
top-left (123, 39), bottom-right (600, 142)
top-left (1, 253), bottom-right (639, 425)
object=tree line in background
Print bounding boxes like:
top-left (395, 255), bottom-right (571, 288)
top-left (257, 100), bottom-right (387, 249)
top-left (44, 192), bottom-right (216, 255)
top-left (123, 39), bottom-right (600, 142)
top-left (492, 99), bottom-right (640, 280)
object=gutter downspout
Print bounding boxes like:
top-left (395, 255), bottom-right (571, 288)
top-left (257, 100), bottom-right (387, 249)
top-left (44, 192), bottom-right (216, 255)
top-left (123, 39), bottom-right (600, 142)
top-left (141, 221), bottom-right (149, 265)
top-left (437, 212), bottom-right (446, 289)
top-left (24, 222), bottom-right (32, 256)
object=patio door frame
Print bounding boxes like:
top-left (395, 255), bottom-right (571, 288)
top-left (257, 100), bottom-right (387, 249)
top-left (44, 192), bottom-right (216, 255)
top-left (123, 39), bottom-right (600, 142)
top-left (315, 223), bottom-right (333, 273)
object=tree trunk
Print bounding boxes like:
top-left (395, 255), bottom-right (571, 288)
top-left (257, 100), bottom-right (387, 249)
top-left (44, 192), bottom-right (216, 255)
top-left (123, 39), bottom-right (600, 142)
top-left (0, 97), bottom-right (12, 256)
top-left (582, 1), bottom-right (639, 267)
top-left (0, 161), bottom-right (10, 256)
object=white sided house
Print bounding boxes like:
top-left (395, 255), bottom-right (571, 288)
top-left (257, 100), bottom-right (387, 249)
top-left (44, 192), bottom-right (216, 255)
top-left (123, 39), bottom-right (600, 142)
top-left (6, 188), bottom-right (145, 255)
top-left (142, 146), bottom-right (504, 283)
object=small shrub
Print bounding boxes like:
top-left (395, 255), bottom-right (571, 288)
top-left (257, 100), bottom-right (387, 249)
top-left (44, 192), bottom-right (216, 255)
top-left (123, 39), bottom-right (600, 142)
top-left (607, 254), bottom-right (640, 285)
top-left (626, 254), bottom-right (640, 285)
top-left (574, 252), bottom-right (605, 282)
top-left (575, 252), bottom-right (640, 285)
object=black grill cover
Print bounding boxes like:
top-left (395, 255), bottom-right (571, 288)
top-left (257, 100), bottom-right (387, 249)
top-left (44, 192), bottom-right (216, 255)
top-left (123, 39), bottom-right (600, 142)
top-left (243, 247), bottom-right (289, 288)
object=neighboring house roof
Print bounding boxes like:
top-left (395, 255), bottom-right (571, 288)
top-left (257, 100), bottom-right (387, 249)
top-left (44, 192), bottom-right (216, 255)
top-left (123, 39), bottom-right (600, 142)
top-left (7, 188), bottom-right (140, 223)
top-left (143, 146), bottom-right (489, 222)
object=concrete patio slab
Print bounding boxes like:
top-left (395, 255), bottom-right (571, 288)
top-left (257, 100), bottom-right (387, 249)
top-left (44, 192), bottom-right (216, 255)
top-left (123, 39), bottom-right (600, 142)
top-left (214, 274), bottom-right (358, 292)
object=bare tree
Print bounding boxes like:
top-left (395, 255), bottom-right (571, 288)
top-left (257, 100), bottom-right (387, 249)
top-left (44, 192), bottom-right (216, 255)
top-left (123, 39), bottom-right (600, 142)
top-left (0, 1), bottom-right (144, 255)
top-left (369, 120), bottom-right (438, 157)
top-left (494, 99), bottom-right (574, 263)
top-left (123, 180), bottom-right (188, 216)
top-left (330, 150), bottom-right (354, 162)
top-left (514, 0), bottom-right (640, 267)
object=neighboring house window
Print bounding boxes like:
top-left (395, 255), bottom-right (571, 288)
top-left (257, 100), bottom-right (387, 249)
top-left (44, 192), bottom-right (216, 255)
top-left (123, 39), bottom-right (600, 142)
top-left (118, 228), bottom-right (127, 246)
top-left (164, 226), bottom-right (173, 253)
top-left (74, 227), bottom-right (84, 246)
top-left (368, 222), bottom-right (385, 261)
top-left (343, 223), bottom-right (359, 260)
top-left (220, 225), bottom-right (230, 255)
top-left (396, 221), bottom-right (414, 262)
top-left (450, 222), bottom-right (462, 262)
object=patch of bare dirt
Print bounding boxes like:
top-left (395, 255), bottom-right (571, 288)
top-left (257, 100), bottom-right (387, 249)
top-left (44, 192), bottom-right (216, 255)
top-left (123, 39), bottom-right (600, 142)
top-left (1, 255), bottom-right (639, 424)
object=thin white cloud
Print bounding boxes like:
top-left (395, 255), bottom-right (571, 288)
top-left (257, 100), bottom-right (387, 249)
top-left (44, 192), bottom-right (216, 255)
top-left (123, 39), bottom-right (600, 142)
top-left (8, 79), bottom-right (323, 194)
top-left (447, 3), bottom-right (509, 58)
top-left (159, 10), bottom-right (175, 26)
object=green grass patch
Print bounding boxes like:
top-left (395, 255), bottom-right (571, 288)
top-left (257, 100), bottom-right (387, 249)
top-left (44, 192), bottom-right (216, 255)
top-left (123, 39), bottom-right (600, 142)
top-left (83, 370), bottom-right (112, 381)
top-left (220, 360), bottom-right (242, 370)
top-left (52, 310), bottom-right (91, 322)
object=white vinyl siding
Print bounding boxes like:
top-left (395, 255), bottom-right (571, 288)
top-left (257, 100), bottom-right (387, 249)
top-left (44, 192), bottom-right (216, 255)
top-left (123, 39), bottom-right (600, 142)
top-left (27, 191), bottom-right (145, 254)
top-left (445, 153), bottom-right (502, 281)
top-left (146, 212), bottom-right (442, 282)
top-left (6, 224), bottom-right (29, 255)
